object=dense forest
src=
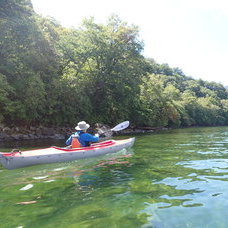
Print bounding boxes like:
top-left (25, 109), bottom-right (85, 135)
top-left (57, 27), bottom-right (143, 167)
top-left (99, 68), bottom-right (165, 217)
top-left (1, 0), bottom-right (228, 128)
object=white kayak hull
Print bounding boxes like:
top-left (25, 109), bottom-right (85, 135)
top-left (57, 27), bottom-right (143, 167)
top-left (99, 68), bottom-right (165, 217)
top-left (0, 138), bottom-right (135, 170)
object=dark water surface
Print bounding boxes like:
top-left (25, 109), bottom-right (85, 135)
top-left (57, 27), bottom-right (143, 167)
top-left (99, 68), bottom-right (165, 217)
top-left (1, 127), bottom-right (228, 228)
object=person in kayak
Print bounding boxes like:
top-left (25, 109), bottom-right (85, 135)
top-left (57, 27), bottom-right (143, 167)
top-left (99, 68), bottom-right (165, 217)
top-left (66, 121), bottom-right (99, 148)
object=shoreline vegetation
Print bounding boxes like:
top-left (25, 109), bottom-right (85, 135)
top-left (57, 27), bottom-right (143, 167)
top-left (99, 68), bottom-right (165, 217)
top-left (0, 124), bottom-right (166, 142)
top-left (0, 124), bottom-right (226, 142)
top-left (1, 1), bottom-right (228, 135)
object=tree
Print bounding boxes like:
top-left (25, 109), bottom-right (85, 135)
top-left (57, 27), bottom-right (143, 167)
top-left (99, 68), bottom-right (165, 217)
top-left (0, 73), bottom-right (15, 123)
top-left (137, 74), bottom-right (180, 127)
top-left (0, 0), bottom-right (60, 125)
top-left (57, 16), bottom-right (147, 124)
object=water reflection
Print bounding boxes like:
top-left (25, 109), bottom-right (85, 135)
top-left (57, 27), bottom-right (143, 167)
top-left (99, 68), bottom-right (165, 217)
top-left (134, 127), bottom-right (228, 228)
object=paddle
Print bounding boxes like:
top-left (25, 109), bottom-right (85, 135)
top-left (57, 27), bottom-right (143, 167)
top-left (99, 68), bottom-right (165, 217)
top-left (111, 121), bottom-right (130, 132)
top-left (98, 121), bottom-right (130, 136)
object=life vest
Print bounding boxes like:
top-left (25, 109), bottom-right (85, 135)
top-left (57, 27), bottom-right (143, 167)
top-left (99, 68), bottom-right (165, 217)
top-left (71, 137), bottom-right (81, 148)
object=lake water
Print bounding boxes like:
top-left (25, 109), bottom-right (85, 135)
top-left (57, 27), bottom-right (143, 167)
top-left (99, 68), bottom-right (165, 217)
top-left (1, 127), bottom-right (228, 228)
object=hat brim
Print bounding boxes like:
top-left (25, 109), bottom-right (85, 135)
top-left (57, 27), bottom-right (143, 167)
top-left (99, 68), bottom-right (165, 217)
top-left (75, 124), bottom-right (90, 131)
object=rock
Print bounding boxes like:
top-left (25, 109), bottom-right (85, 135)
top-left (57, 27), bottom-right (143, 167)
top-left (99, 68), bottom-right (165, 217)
top-left (95, 123), bottom-right (112, 137)
top-left (3, 127), bottom-right (11, 134)
top-left (11, 134), bottom-right (24, 140)
top-left (12, 127), bottom-right (20, 132)
top-left (29, 126), bottom-right (36, 131)
top-left (0, 124), bottom-right (166, 142)
top-left (28, 134), bottom-right (36, 139)
top-left (0, 132), bottom-right (9, 140)
top-left (54, 134), bottom-right (65, 140)
top-left (21, 135), bottom-right (30, 140)
top-left (41, 127), bottom-right (55, 136)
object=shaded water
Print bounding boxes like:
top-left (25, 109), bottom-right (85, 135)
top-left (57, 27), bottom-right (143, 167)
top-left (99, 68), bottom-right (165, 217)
top-left (1, 127), bottom-right (228, 228)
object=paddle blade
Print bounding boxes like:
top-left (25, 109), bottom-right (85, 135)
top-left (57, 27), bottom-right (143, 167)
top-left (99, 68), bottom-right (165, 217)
top-left (111, 121), bottom-right (130, 131)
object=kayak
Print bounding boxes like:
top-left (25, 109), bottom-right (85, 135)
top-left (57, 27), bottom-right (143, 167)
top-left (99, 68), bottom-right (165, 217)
top-left (0, 138), bottom-right (135, 170)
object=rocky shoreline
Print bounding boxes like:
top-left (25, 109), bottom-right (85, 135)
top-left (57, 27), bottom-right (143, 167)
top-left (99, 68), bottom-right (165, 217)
top-left (0, 124), bottom-right (168, 142)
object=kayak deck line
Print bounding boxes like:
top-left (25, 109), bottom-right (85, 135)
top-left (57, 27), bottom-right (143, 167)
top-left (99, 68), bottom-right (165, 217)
top-left (0, 138), bottom-right (135, 170)
top-left (2, 140), bottom-right (116, 157)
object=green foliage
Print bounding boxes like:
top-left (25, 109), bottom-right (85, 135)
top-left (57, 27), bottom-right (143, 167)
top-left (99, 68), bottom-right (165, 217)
top-left (0, 73), bottom-right (15, 123)
top-left (137, 74), bottom-right (181, 127)
top-left (57, 16), bottom-right (146, 124)
top-left (220, 100), bottom-right (228, 125)
top-left (0, 0), bottom-right (60, 125)
top-left (0, 0), bottom-right (228, 128)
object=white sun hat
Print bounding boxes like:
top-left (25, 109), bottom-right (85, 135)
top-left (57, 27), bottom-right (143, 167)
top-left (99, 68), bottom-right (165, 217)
top-left (75, 121), bottom-right (90, 131)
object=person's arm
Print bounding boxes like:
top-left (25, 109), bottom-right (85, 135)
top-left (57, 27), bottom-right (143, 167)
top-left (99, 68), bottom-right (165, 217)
top-left (83, 133), bottom-right (99, 142)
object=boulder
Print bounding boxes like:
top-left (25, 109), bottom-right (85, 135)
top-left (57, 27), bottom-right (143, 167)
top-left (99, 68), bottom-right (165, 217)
top-left (95, 123), bottom-right (113, 138)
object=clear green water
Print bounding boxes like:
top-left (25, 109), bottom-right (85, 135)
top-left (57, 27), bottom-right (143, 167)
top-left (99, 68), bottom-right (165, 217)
top-left (1, 127), bottom-right (228, 228)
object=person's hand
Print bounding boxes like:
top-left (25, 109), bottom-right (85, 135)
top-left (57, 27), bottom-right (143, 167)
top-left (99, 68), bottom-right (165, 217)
top-left (95, 133), bottom-right (99, 137)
